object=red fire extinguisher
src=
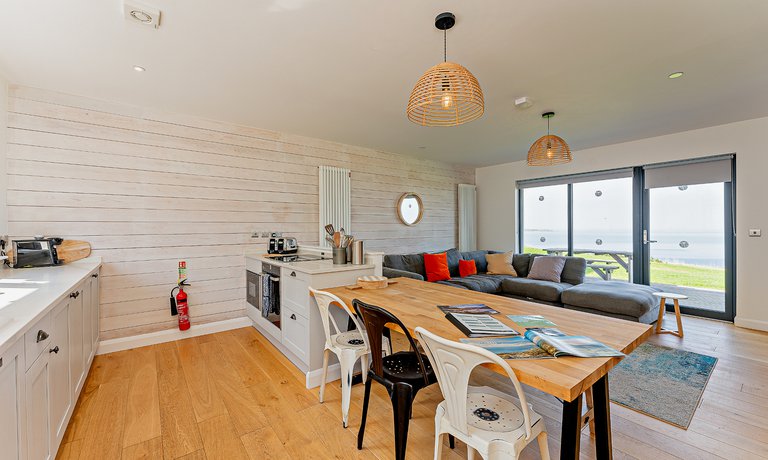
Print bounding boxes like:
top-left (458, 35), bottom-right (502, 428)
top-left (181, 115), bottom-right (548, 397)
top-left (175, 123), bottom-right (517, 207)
top-left (176, 281), bottom-right (191, 331)
top-left (170, 280), bottom-right (191, 331)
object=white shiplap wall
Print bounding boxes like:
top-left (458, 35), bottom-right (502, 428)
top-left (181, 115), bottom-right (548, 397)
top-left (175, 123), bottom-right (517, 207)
top-left (5, 85), bottom-right (474, 340)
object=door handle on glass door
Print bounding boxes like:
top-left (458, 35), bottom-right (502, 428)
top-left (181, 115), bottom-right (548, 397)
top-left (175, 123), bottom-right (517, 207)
top-left (643, 230), bottom-right (658, 244)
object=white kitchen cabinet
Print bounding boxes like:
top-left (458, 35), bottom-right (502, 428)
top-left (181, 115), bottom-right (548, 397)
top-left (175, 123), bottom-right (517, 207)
top-left (89, 273), bottom-right (100, 357)
top-left (68, 287), bottom-right (84, 396)
top-left (0, 262), bottom-right (101, 460)
top-left (25, 350), bottom-right (51, 460)
top-left (49, 299), bottom-right (71, 452)
top-left (0, 339), bottom-right (25, 460)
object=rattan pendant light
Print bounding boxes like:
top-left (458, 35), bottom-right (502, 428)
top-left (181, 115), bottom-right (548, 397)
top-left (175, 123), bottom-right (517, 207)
top-left (527, 112), bottom-right (572, 166)
top-left (407, 12), bottom-right (484, 127)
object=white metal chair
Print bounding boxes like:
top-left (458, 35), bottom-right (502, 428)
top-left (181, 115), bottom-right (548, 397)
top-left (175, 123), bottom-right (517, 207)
top-left (310, 287), bottom-right (373, 428)
top-left (415, 327), bottom-right (550, 460)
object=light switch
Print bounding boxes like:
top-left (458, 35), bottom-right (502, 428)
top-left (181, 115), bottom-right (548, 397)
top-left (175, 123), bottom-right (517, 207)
top-left (749, 229), bottom-right (761, 237)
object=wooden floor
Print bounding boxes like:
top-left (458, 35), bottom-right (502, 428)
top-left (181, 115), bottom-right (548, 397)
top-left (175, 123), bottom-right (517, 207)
top-left (57, 313), bottom-right (768, 460)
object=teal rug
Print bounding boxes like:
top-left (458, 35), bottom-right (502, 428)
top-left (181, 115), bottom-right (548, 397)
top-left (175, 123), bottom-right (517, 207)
top-left (609, 343), bottom-right (717, 428)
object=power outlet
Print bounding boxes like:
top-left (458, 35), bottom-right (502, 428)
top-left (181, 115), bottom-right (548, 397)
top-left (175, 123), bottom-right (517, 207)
top-left (749, 228), bottom-right (762, 237)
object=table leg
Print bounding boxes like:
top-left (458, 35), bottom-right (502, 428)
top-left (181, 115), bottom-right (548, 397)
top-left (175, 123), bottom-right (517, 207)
top-left (592, 376), bottom-right (613, 460)
top-left (655, 297), bottom-right (666, 333)
top-left (674, 299), bottom-right (684, 338)
top-left (560, 395), bottom-right (582, 460)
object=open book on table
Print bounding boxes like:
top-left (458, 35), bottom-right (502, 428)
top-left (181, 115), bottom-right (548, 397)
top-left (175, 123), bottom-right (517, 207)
top-left (460, 327), bottom-right (624, 359)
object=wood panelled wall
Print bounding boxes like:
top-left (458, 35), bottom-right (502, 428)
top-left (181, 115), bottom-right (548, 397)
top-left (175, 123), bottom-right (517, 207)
top-left (5, 86), bottom-right (474, 340)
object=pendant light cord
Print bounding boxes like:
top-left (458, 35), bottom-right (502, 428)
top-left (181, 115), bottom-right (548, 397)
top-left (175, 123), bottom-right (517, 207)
top-left (444, 29), bottom-right (447, 62)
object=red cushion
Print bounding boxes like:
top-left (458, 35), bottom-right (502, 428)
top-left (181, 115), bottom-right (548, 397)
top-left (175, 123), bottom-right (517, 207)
top-left (423, 253), bottom-right (451, 282)
top-left (458, 259), bottom-right (477, 277)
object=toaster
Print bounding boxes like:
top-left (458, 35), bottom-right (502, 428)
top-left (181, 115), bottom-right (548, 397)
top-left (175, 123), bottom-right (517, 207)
top-left (12, 238), bottom-right (64, 268)
top-left (268, 237), bottom-right (298, 254)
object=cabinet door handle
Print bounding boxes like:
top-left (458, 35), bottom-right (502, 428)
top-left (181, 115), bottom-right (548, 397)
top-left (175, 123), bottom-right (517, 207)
top-left (0, 357), bottom-right (3, 368)
top-left (49, 346), bottom-right (60, 354)
top-left (290, 314), bottom-right (297, 320)
top-left (36, 330), bottom-right (49, 343)
top-left (70, 292), bottom-right (77, 299)
top-left (290, 271), bottom-right (297, 277)
top-left (92, 273), bottom-right (99, 278)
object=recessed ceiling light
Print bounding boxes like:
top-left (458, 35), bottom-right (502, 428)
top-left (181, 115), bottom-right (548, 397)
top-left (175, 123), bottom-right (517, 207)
top-left (133, 65), bottom-right (146, 72)
top-left (668, 71), bottom-right (684, 79)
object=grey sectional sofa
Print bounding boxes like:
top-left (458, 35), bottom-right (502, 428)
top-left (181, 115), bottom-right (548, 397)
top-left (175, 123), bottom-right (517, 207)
top-left (382, 249), bottom-right (660, 324)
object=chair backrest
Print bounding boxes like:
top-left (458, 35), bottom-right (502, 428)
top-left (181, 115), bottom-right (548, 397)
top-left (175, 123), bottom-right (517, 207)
top-left (353, 299), bottom-right (429, 384)
top-left (414, 327), bottom-right (534, 439)
top-left (309, 288), bottom-right (367, 349)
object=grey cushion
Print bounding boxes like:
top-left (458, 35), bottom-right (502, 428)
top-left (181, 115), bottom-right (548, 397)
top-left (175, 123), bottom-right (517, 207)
top-left (441, 274), bottom-right (512, 294)
top-left (442, 248), bottom-right (463, 277)
top-left (501, 278), bottom-right (573, 303)
top-left (561, 281), bottom-right (657, 320)
top-left (382, 267), bottom-right (424, 281)
top-left (527, 254), bottom-right (586, 285)
top-left (512, 254), bottom-right (531, 278)
top-left (383, 253), bottom-right (425, 278)
top-left (563, 304), bottom-right (660, 324)
top-left (460, 250), bottom-right (490, 273)
top-left (527, 256), bottom-right (567, 282)
top-left (561, 257), bottom-right (587, 285)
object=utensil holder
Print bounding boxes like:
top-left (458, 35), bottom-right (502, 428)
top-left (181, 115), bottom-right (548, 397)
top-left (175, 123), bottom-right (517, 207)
top-left (332, 247), bottom-right (347, 265)
top-left (352, 240), bottom-right (364, 265)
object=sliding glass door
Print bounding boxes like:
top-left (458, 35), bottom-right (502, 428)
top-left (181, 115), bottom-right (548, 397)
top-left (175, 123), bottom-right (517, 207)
top-left (642, 159), bottom-right (735, 321)
top-left (518, 156), bottom-right (736, 321)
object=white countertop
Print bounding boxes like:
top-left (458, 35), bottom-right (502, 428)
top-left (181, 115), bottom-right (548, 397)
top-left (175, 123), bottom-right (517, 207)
top-left (246, 254), bottom-right (374, 275)
top-left (0, 256), bottom-right (102, 356)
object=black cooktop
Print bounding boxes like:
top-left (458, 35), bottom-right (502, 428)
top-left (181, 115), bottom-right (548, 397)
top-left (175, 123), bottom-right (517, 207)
top-left (269, 254), bottom-right (327, 262)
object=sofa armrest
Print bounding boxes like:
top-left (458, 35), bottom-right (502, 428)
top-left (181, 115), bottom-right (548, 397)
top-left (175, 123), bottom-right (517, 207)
top-left (383, 267), bottom-right (425, 281)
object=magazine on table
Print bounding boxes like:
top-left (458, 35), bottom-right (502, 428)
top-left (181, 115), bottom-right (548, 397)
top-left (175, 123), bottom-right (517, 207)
top-left (437, 303), bottom-right (500, 315)
top-left (460, 327), bottom-right (624, 359)
top-left (445, 313), bottom-right (519, 338)
top-left (507, 314), bottom-right (556, 328)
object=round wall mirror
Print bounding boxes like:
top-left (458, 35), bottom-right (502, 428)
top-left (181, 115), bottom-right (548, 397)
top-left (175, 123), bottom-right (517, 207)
top-left (397, 192), bottom-right (423, 226)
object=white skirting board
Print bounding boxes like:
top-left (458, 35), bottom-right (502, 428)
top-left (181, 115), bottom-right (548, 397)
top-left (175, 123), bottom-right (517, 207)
top-left (734, 316), bottom-right (768, 332)
top-left (96, 316), bottom-right (252, 354)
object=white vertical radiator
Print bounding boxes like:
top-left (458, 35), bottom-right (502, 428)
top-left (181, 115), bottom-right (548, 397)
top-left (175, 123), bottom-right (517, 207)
top-left (458, 184), bottom-right (477, 252)
top-left (319, 166), bottom-right (351, 247)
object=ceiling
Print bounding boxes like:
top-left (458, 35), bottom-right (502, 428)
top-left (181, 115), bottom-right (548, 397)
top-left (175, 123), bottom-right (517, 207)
top-left (1, 1), bottom-right (767, 167)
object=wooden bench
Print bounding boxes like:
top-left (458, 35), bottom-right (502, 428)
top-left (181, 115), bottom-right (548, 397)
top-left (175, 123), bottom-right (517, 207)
top-left (587, 262), bottom-right (620, 280)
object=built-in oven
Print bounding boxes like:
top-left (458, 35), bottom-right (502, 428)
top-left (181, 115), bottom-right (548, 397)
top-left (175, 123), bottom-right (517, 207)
top-left (247, 262), bottom-right (281, 330)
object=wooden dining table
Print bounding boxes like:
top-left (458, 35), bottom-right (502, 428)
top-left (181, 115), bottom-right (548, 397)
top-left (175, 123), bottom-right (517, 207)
top-left (326, 277), bottom-right (653, 460)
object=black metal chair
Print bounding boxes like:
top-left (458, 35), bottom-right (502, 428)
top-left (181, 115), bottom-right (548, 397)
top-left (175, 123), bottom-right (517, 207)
top-left (353, 299), bottom-right (439, 460)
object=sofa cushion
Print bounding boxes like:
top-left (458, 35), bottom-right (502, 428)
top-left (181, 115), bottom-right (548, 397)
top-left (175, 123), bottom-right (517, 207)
top-left (527, 254), bottom-right (586, 285)
top-left (444, 248), bottom-right (463, 277)
top-left (424, 253), bottom-right (451, 282)
top-left (459, 259), bottom-right (477, 277)
top-left (512, 254), bottom-right (532, 278)
top-left (442, 274), bottom-right (511, 294)
top-left (561, 257), bottom-right (587, 285)
top-left (561, 281), bottom-right (657, 319)
top-left (527, 256), bottom-right (566, 282)
top-left (501, 278), bottom-right (572, 303)
top-left (460, 250), bottom-right (489, 273)
top-left (486, 252), bottom-right (517, 276)
top-left (384, 253), bottom-right (425, 278)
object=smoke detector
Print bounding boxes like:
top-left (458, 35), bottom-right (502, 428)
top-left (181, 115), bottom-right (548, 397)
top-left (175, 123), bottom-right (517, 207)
top-left (123, 1), bottom-right (161, 28)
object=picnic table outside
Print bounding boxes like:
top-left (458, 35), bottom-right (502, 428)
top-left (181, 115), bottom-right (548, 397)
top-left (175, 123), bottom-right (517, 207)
top-left (544, 248), bottom-right (633, 282)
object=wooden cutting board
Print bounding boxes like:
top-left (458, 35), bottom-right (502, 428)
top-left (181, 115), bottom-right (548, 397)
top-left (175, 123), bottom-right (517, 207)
top-left (56, 240), bottom-right (92, 263)
top-left (7, 239), bottom-right (92, 265)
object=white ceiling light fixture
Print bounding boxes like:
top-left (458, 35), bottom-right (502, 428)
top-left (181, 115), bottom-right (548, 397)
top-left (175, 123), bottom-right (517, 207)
top-left (123, 1), bottom-right (161, 29)
top-left (668, 71), bottom-right (684, 79)
top-left (133, 65), bottom-right (146, 72)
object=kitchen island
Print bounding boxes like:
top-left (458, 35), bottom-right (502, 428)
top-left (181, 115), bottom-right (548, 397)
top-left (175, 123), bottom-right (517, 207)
top-left (245, 252), bottom-right (376, 388)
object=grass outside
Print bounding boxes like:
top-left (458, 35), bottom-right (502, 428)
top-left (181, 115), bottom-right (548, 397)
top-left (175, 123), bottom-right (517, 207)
top-left (524, 247), bottom-right (725, 291)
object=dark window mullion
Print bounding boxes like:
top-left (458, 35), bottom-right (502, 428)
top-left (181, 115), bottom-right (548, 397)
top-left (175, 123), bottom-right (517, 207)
top-left (567, 184), bottom-right (574, 256)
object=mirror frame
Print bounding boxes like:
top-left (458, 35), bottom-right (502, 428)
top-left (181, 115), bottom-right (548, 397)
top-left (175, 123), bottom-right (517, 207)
top-left (397, 192), bottom-right (424, 226)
